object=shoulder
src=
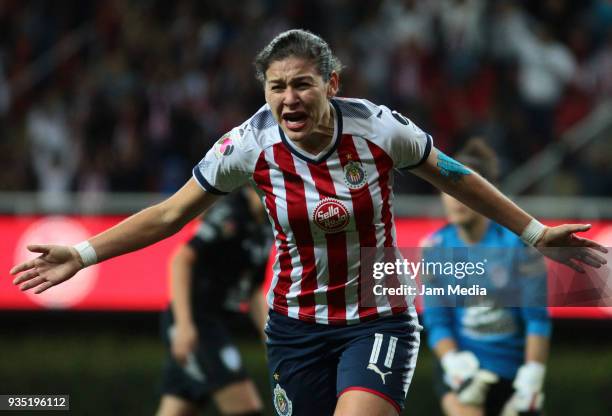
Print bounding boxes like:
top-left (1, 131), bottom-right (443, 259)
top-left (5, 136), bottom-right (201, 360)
top-left (207, 105), bottom-right (280, 166)
top-left (333, 97), bottom-right (379, 120)
top-left (334, 97), bottom-right (423, 139)
top-left (241, 104), bottom-right (282, 151)
top-left (332, 97), bottom-right (380, 139)
top-left (335, 97), bottom-right (432, 168)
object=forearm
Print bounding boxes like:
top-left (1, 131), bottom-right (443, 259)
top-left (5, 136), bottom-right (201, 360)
top-left (87, 179), bottom-right (215, 263)
top-left (88, 203), bottom-right (183, 263)
top-left (437, 172), bottom-right (531, 236)
top-left (525, 334), bottom-right (549, 364)
top-left (414, 148), bottom-right (534, 237)
top-left (170, 250), bottom-right (195, 325)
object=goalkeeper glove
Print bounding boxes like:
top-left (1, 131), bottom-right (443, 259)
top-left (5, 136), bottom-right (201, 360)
top-left (441, 350), bottom-right (479, 390)
top-left (501, 362), bottom-right (545, 416)
top-left (457, 369), bottom-right (499, 405)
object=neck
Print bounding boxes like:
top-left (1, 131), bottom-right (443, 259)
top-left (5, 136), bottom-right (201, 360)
top-left (457, 217), bottom-right (489, 244)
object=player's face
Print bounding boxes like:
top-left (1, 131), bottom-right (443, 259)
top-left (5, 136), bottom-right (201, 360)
top-left (264, 56), bottom-right (339, 143)
top-left (441, 193), bottom-right (483, 227)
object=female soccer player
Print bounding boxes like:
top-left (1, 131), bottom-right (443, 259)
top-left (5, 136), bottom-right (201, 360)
top-left (156, 187), bottom-right (271, 416)
top-left (10, 30), bottom-right (606, 416)
top-left (422, 139), bottom-right (550, 416)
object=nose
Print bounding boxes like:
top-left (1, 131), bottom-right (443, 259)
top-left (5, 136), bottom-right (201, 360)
top-left (282, 87), bottom-right (300, 107)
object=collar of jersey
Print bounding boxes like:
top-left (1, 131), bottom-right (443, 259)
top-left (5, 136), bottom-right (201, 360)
top-left (277, 99), bottom-right (343, 164)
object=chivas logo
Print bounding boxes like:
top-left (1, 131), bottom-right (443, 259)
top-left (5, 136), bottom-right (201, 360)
top-left (273, 384), bottom-right (293, 416)
top-left (343, 160), bottom-right (367, 190)
top-left (313, 198), bottom-right (350, 233)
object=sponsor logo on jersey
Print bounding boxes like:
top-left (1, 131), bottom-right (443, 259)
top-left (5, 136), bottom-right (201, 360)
top-left (343, 160), bottom-right (367, 190)
top-left (273, 384), bottom-right (293, 416)
top-left (214, 136), bottom-right (234, 158)
top-left (313, 198), bottom-right (350, 233)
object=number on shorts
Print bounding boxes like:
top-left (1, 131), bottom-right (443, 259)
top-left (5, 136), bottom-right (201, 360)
top-left (369, 333), bottom-right (398, 368)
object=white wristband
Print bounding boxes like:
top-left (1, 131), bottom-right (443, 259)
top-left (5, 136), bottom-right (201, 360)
top-left (520, 219), bottom-right (546, 247)
top-left (74, 241), bottom-right (98, 267)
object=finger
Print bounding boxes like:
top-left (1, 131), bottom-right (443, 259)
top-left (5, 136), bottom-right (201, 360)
top-left (12, 269), bottom-right (39, 285)
top-left (564, 223), bottom-right (592, 234)
top-left (572, 236), bottom-right (608, 254)
top-left (34, 281), bottom-right (55, 294)
top-left (20, 276), bottom-right (47, 291)
top-left (9, 260), bottom-right (36, 275)
top-left (27, 244), bottom-right (51, 255)
top-left (564, 259), bottom-right (585, 274)
top-left (581, 250), bottom-right (608, 266)
top-left (576, 252), bottom-right (604, 268)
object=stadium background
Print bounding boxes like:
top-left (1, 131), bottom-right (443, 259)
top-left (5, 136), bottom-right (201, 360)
top-left (1, 0), bottom-right (611, 414)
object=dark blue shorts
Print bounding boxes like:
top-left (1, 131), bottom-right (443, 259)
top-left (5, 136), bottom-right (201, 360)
top-left (265, 310), bottom-right (421, 415)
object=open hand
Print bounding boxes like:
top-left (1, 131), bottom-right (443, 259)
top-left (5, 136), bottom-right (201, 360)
top-left (535, 224), bottom-right (608, 273)
top-left (9, 245), bottom-right (84, 293)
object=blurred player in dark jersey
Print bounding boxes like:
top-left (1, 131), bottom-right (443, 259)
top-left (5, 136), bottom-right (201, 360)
top-left (156, 186), bottom-right (272, 416)
top-left (422, 139), bottom-right (551, 416)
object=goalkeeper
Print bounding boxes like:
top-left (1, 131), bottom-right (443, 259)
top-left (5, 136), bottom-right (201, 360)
top-left (421, 139), bottom-right (550, 416)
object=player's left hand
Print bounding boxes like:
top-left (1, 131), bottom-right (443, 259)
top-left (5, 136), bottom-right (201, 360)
top-left (535, 224), bottom-right (608, 273)
top-left (501, 362), bottom-right (545, 416)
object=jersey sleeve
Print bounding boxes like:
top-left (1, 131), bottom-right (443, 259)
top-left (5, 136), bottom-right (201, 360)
top-left (192, 127), bottom-right (256, 195)
top-left (377, 105), bottom-right (433, 169)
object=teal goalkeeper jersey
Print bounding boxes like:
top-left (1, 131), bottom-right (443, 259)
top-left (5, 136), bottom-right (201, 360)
top-left (421, 221), bottom-right (552, 379)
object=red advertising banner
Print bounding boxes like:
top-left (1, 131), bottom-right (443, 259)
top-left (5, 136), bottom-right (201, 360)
top-left (1, 215), bottom-right (611, 318)
top-left (0, 216), bottom-right (197, 311)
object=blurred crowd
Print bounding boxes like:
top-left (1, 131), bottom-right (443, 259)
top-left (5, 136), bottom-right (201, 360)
top-left (0, 0), bottom-right (611, 199)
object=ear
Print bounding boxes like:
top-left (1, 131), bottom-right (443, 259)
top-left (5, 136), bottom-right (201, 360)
top-left (327, 71), bottom-right (339, 98)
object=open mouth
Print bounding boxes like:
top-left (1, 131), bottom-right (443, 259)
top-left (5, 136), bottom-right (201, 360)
top-left (282, 112), bottom-right (308, 131)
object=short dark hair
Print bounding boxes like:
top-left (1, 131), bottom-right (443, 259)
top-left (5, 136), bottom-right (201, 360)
top-left (454, 138), bottom-right (500, 183)
top-left (254, 29), bottom-right (343, 84)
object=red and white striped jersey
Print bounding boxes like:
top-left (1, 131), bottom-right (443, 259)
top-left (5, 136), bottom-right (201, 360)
top-left (193, 97), bottom-right (432, 325)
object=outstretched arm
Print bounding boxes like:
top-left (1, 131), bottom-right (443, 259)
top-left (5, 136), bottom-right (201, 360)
top-left (412, 147), bottom-right (607, 270)
top-left (10, 178), bottom-right (221, 293)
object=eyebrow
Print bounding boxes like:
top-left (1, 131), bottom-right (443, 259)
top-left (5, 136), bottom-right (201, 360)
top-left (268, 75), bottom-right (315, 85)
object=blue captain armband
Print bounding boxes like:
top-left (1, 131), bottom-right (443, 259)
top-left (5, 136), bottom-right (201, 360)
top-left (436, 152), bottom-right (471, 182)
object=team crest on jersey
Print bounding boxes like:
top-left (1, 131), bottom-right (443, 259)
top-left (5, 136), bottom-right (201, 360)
top-left (273, 384), bottom-right (293, 416)
top-left (343, 160), bottom-right (367, 190)
top-left (214, 136), bottom-right (234, 158)
top-left (313, 198), bottom-right (350, 233)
